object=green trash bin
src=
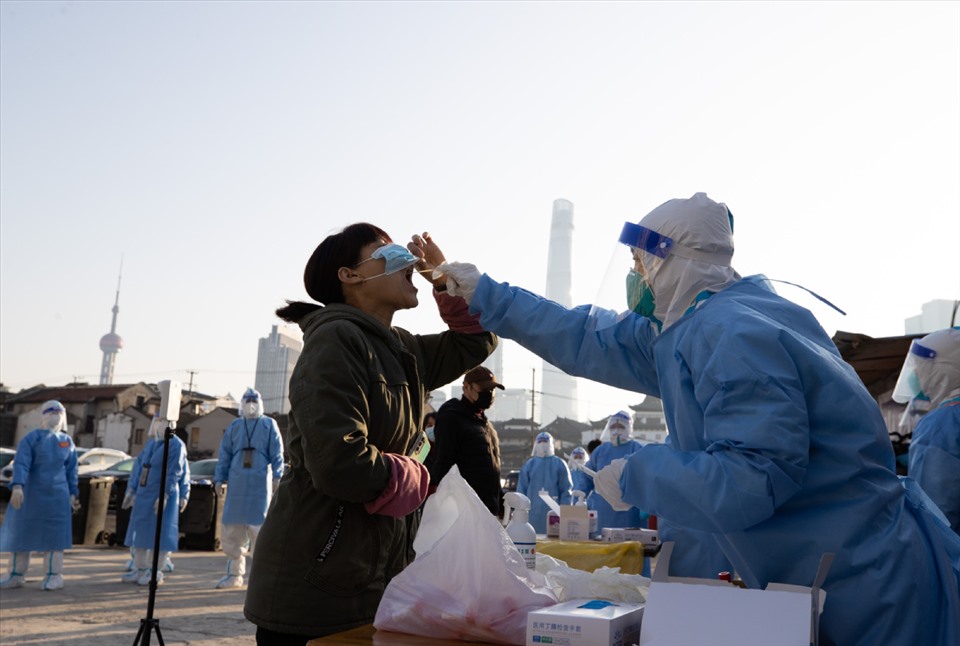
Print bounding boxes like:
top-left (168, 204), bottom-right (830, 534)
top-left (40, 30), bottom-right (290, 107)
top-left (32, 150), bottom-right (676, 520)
top-left (72, 475), bottom-right (115, 545)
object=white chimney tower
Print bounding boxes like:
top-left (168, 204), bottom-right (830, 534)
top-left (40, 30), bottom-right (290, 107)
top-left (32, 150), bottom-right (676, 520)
top-left (541, 199), bottom-right (578, 423)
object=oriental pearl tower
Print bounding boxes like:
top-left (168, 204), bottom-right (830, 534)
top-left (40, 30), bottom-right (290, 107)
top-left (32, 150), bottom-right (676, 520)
top-left (99, 262), bottom-right (124, 385)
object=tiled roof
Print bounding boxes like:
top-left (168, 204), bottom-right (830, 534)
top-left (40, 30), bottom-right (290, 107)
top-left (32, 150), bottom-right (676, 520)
top-left (6, 384), bottom-right (138, 404)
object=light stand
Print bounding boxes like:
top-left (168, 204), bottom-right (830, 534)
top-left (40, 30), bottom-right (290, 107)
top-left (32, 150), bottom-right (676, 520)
top-left (132, 420), bottom-right (174, 646)
top-left (132, 379), bottom-right (181, 646)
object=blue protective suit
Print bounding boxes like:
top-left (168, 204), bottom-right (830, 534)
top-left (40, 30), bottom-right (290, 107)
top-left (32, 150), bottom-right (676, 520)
top-left (908, 401), bottom-right (960, 534)
top-left (125, 435), bottom-right (190, 552)
top-left (214, 415), bottom-right (285, 526)
top-left (0, 429), bottom-right (78, 552)
top-left (517, 455), bottom-right (572, 533)
top-left (575, 440), bottom-right (646, 531)
top-left (471, 273), bottom-right (960, 646)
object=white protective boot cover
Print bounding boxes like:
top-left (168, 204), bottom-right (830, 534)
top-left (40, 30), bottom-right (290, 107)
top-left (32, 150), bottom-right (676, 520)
top-left (0, 551), bottom-right (30, 589)
top-left (41, 551), bottom-right (64, 591)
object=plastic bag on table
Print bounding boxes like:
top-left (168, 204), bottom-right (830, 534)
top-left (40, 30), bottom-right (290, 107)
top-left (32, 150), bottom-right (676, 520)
top-left (374, 466), bottom-right (558, 645)
top-left (536, 552), bottom-right (649, 604)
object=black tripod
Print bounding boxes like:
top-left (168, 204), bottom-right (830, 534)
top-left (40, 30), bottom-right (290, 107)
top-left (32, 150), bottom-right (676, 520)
top-left (132, 423), bottom-right (176, 646)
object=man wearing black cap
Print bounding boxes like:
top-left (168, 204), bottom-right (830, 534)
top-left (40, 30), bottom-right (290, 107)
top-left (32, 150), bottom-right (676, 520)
top-left (429, 366), bottom-right (505, 517)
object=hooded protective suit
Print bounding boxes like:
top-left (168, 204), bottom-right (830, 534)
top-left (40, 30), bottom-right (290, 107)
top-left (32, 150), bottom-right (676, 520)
top-left (0, 401), bottom-right (78, 590)
top-left (573, 412), bottom-right (646, 532)
top-left (895, 328), bottom-right (960, 534)
top-left (125, 419), bottom-right (190, 553)
top-left (517, 432), bottom-right (572, 533)
top-left (213, 388), bottom-right (285, 588)
top-left (451, 193), bottom-right (960, 646)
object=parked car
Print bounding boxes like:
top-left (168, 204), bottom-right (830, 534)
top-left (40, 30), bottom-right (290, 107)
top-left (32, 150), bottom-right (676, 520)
top-left (0, 448), bottom-right (15, 500)
top-left (76, 448), bottom-right (131, 475)
top-left (188, 458), bottom-right (219, 483)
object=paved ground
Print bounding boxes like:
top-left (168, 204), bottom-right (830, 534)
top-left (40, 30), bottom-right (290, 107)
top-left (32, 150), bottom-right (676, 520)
top-left (0, 499), bottom-right (255, 646)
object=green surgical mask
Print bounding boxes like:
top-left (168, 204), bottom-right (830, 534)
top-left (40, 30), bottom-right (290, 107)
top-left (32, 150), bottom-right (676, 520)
top-left (626, 270), bottom-right (663, 331)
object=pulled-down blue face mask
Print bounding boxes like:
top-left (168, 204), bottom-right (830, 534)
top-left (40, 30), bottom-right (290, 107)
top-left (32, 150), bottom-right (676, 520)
top-left (355, 243), bottom-right (419, 281)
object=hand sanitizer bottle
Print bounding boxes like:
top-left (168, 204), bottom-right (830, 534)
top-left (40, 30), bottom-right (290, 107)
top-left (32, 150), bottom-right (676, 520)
top-left (503, 491), bottom-right (537, 569)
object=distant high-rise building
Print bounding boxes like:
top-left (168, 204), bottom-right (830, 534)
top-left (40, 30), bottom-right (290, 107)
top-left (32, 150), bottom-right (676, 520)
top-left (99, 262), bottom-right (124, 385)
top-left (255, 325), bottom-right (303, 414)
top-left (905, 299), bottom-right (959, 334)
top-left (541, 199), bottom-right (578, 424)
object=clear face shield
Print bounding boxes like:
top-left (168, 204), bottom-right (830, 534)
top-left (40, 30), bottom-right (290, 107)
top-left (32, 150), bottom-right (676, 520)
top-left (532, 432), bottom-right (555, 457)
top-left (149, 416), bottom-right (166, 440)
top-left (41, 402), bottom-right (66, 432)
top-left (568, 447), bottom-right (587, 470)
top-left (599, 410), bottom-right (634, 445)
top-left (587, 222), bottom-right (673, 332)
top-left (892, 340), bottom-right (937, 404)
top-left (243, 400), bottom-right (263, 419)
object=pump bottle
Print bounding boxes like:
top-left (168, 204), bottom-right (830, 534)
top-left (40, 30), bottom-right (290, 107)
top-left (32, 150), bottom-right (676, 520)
top-left (502, 491), bottom-right (537, 569)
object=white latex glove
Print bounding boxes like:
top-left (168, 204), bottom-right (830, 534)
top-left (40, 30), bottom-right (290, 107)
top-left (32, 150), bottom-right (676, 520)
top-left (179, 496), bottom-right (189, 513)
top-left (594, 458), bottom-right (632, 511)
top-left (121, 491), bottom-right (136, 510)
top-left (10, 485), bottom-right (24, 510)
top-left (216, 482), bottom-right (227, 497)
top-left (434, 261), bottom-right (481, 304)
top-left (71, 495), bottom-right (82, 512)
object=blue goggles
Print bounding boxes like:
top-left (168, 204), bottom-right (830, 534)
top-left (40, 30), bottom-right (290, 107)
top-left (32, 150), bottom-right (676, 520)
top-left (619, 222), bottom-right (674, 258)
top-left (356, 243), bottom-right (419, 275)
top-left (42, 404), bottom-right (65, 414)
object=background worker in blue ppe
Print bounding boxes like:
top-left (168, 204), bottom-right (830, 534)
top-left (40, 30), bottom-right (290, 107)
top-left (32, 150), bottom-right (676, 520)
top-left (213, 387), bottom-right (285, 588)
top-left (893, 327), bottom-right (960, 534)
top-left (566, 446), bottom-right (588, 472)
top-left (433, 192), bottom-right (960, 646)
top-left (573, 411), bottom-right (648, 532)
top-left (517, 431), bottom-right (572, 533)
top-left (0, 401), bottom-right (79, 591)
top-left (121, 415), bottom-right (190, 586)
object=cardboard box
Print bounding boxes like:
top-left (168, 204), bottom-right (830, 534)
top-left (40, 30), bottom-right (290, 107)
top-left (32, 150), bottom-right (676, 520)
top-left (600, 527), bottom-right (660, 547)
top-left (527, 598), bottom-right (645, 646)
top-left (549, 509), bottom-right (598, 538)
top-left (559, 504), bottom-right (591, 541)
top-left (639, 542), bottom-right (833, 646)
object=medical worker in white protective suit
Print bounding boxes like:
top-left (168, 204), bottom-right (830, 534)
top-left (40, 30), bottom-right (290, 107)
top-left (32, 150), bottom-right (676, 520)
top-left (567, 446), bottom-right (588, 472)
top-left (893, 327), bottom-right (960, 535)
top-left (517, 432), bottom-right (572, 533)
top-left (0, 401), bottom-right (79, 591)
top-left (572, 411), bottom-right (648, 531)
top-left (122, 415), bottom-right (190, 586)
top-left (213, 387), bottom-right (284, 588)
top-left (432, 192), bottom-right (960, 646)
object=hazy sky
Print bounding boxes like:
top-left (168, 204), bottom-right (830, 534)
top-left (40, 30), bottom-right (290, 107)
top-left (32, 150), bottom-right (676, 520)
top-left (1, 1), bottom-right (958, 423)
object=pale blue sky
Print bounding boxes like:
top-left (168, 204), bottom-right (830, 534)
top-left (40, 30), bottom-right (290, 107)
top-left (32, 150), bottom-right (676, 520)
top-left (1, 1), bottom-right (958, 422)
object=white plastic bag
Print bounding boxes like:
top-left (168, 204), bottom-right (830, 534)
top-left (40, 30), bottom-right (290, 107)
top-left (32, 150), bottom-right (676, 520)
top-left (374, 466), bottom-right (558, 645)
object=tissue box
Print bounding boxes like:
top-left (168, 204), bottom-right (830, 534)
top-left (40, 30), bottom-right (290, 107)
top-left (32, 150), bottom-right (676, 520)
top-left (559, 505), bottom-right (591, 541)
top-left (600, 527), bottom-right (659, 547)
top-left (638, 542), bottom-right (833, 646)
top-left (527, 598), bottom-right (644, 646)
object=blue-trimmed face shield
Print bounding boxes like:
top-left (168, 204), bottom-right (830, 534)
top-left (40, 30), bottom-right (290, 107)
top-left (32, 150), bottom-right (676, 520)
top-left (893, 340), bottom-right (936, 404)
top-left (619, 222), bottom-right (675, 259)
top-left (41, 401), bottom-right (66, 432)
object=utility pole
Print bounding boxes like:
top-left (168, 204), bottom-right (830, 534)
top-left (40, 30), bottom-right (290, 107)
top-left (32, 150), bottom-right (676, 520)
top-left (186, 370), bottom-right (197, 396)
